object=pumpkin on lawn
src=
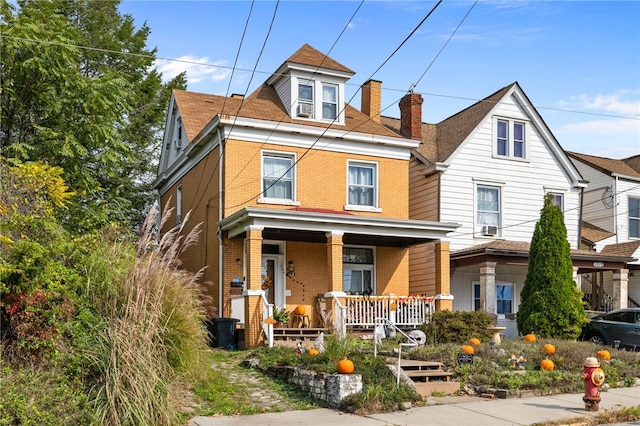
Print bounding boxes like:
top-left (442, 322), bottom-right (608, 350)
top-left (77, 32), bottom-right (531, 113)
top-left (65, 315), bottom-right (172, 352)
top-left (543, 344), bottom-right (556, 355)
top-left (523, 333), bottom-right (537, 343)
top-left (468, 338), bottom-right (481, 346)
top-left (307, 348), bottom-right (320, 356)
top-left (294, 305), bottom-right (306, 315)
top-left (540, 358), bottom-right (555, 371)
top-left (337, 358), bottom-right (355, 374)
top-left (596, 350), bottom-right (611, 361)
top-left (461, 345), bottom-right (475, 355)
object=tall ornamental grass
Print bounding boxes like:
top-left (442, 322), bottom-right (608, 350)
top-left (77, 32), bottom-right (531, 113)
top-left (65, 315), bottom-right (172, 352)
top-left (86, 206), bottom-right (209, 426)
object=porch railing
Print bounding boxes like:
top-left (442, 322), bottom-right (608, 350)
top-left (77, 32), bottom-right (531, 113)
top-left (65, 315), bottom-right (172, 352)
top-left (344, 295), bottom-right (434, 328)
top-left (261, 292), bottom-right (274, 348)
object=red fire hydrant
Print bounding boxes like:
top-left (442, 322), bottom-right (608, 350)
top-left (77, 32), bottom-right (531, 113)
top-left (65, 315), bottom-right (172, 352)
top-left (581, 357), bottom-right (605, 411)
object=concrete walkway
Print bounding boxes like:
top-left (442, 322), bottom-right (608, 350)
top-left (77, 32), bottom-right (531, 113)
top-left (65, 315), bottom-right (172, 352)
top-left (189, 386), bottom-right (640, 426)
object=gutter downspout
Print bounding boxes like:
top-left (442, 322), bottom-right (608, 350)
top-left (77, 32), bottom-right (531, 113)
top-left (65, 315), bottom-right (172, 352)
top-left (614, 176), bottom-right (619, 244)
top-left (217, 127), bottom-right (224, 317)
top-left (578, 187), bottom-right (584, 249)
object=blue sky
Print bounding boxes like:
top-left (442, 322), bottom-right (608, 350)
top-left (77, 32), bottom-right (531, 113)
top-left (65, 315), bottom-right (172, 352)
top-left (119, 0), bottom-right (640, 158)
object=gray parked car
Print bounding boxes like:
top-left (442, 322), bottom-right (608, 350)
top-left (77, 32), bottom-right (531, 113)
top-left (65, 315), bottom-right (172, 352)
top-left (579, 308), bottom-right (640, 351)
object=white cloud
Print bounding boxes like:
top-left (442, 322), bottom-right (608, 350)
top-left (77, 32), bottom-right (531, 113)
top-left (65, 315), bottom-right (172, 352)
top-left (558, 90), bottom-right (640, 119)
top-left (155, 55), bottom-right (231, 84)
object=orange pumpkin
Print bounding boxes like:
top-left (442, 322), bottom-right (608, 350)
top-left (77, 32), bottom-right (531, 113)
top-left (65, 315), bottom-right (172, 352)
top-left (540, 358), bottom-right (555, 371)
top-left (294, 305), bottom-right (306, 315)
top-left (307, 348), bottom-right (320, 356)
top-left (543, 344), bottom-right (556, 355)
top-left (596, 350), bottom-right (611, 361)
top-left (461, 345), bottom-right (475, 355)
top-left (523, 333), bottom-right (537, 343)
top-left (337, 358), bottom-right (355, 374)
top-left (468, 338), bottom-right (481, 346)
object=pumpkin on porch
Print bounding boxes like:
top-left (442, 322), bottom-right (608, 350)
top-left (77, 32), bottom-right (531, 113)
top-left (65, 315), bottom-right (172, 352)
top-left (294, 305), bottom-right (306, 315)
top-left (468, 338), bottom-right (481, 346)
top-left (523, 333), bottom-right (537, 343)
top-left (337, 358), bottom-right (355, 374)
top-left (540, 358), bottom-right (555, 371)
top-left (543, 344), bottom-right (556, 355)
top-left (596, 350), bottom-right (611, 361)
top-left (461, 345), bottom-right (475, 355)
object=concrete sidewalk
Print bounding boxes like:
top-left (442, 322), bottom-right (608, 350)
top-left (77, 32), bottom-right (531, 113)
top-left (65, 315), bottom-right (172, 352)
top-left (189, 386), bottom-right (640, 426)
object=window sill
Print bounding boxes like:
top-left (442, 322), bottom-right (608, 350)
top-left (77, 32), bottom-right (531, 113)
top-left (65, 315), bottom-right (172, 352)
top-left (492, 154), bottom-right (529, 162)
top-left (257, 198), bottom-right (300, 206)
top-left (344, 205), bottom-right (382, 213)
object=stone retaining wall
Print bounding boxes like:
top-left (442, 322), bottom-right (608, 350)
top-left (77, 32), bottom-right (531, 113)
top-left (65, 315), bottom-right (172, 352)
top-left (269, 366), bottom-right (362, 408)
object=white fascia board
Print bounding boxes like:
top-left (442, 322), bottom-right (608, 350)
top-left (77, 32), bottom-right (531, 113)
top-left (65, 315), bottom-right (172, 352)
top-left (511, 89), bottom-right (587, 188)
top-left (220, 207), bottom-right (460, 239)
top-left (611, 172), bottom-right (640, 182)
top-left (284, 63), bottom-right (354, 79)
top-left (220, 116), bottom-right (417, 160)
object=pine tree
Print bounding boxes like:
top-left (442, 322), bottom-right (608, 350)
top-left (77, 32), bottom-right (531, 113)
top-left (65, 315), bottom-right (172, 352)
top-left (517, 194), bottom-right (586, 339)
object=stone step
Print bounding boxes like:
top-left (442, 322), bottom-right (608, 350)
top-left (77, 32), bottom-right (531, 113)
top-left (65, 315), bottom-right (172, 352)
top-left (398, 359), bottom-right (446, 371)
top-left (403, 370), bottom-right (454, 381)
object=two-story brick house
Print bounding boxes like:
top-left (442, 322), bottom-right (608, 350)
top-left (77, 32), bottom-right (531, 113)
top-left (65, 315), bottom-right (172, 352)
top-left (381, 83), bottom-right (635, 338)
top-left (567, 152), bottom-right (640, 309)
top-left (154, 44), bottom-right (459, 348)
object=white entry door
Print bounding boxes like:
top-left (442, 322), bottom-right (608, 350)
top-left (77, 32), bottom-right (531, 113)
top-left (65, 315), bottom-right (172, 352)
top-left (262, 255), bottom-right (285, 308)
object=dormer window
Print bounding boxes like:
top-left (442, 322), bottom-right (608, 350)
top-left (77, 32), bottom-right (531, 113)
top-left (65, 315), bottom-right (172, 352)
top-left (496, 118), bottom-right (526, 159)
top-left (322, 84), bottom-right (337, 119)
top-left (298, 84), bottom-right (314, 118)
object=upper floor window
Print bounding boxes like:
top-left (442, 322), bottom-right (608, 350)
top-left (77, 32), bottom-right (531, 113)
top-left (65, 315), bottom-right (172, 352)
top-left (549, 192), bottom-right (564, 212)
top-left (347, 161), bottom-right (377, 208)
top-left (477, 185), bottom-right (500, 236)
top-left (262, 152), bottom-right (295, 201)
top-left (630, 197), bottom-right (640, 238)
top-left (322, 84), bottom-right (337, 120)
top-left (298, 84), bottom-right (314, 118)
top-left (176, 185), bottom-right (183, 226)
top-left (496, 119), bottom-right (526, 159)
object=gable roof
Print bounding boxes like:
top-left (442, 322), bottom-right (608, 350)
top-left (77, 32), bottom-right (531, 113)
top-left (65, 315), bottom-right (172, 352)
top-left (567, 152), bottom-right (640, 179)
top-left (581, 220), bottom-right (615, 244)
top-left (285, 43), bottom-right (354, 74)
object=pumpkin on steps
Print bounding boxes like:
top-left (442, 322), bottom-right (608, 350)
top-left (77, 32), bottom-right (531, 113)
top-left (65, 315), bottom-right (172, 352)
top-left (543, 344), bottom-right (556, 355)
top-left (540, 358), bottom-right (555, 371)
top-left (337, 358), bottom-right (355, 374)
top-left (468, 338), bottom-right (481, 346)
top-left (294, 305), bottom-right (306, 315)
top-left (461, 345), bottom-right (475, 355)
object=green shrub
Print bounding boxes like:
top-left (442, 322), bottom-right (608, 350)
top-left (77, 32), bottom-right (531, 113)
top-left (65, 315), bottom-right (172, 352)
top-left (420, 310), bottom-right (494, 344)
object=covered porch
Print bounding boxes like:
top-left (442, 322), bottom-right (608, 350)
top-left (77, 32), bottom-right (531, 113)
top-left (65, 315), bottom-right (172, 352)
top-left (218, 207), bottom-right (460, 348)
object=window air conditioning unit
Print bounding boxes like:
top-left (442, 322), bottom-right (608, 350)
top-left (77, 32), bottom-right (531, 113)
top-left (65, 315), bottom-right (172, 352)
top-left (298, 103), bottom-right (313, 118)
top-left (481, 225), bottom-right (498, 236)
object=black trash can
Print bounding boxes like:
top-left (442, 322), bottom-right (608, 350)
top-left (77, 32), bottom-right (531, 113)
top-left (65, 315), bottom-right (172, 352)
top-left (205, 318), bottom-right (239, 349)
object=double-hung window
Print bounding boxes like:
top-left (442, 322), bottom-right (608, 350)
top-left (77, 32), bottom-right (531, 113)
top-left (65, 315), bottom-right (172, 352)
top-left (497, 284), bottom-right (513, 314)
top-left (343, 247), bottom-right (374, 295)
top-left (347, 161), bottom-right (377, 208)
top-left (262, 152), bottom-right (295, 202)
top-left (549, 192), bottom-right (564, 212)
top-left (496, 119), bottom-right (526, 159)
top-left (630, 197), bottom-right (640, 238)
top-left (322, 84), bottom-right (338, 120)
top-left (477, 185), bottom-right (500, 234)
top-left (298, 83), bottom-right (314, 118)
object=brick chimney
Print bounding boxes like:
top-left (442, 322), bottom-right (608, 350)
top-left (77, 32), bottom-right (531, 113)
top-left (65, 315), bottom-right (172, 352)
top-left (399, 92), bottom-right (423, 140)
top-left (361, 79), bottom-right (381, 123)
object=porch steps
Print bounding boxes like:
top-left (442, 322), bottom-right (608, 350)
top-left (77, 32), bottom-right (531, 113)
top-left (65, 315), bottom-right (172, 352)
top-left (398, 359), bottom-right (459, 397)
top-left (273, 327), bottom-right (324, 342)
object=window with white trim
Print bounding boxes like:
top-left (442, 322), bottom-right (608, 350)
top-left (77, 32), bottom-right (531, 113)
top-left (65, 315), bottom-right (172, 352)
top-left (496, 119), bottom-right (526, 159)
top-left (343, 247), bottom-right (374, 295)
top-left (298, 83), bottom-right (314, 118)
top-left (347, 161), bottom-right (377, 208)
top-left (262, 152), bottom-right (295, 201)
top-left (549, 192), bottom-right (564, 212)
top-left (630, 197), bottom-right (640, 238)
top-left (176, 185), bottom-right (182, 226)
top-left (477, 185), bottom-right (500, 234)
top-left (322, 84), bottom-right (337, 119)
top-left (497, 284), bottom-right (513, 314)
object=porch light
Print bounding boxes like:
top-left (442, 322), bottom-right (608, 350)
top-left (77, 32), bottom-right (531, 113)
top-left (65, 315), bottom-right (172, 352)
top-left (287, 260), bottom-right (295, 278)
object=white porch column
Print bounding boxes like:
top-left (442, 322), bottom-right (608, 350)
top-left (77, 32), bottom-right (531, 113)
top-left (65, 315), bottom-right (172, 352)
top-left (612, 269), bottom-right (629, 309)
top-left (480, 261), bottom-right (497, 314)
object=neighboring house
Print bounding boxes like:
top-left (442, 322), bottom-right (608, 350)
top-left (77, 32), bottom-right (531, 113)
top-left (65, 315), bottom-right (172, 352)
top-left (567, 152), bottom-right (640, 309)
top-left (381, 82), bottom-right (635, 339)
top-left (154, 44), bottom-right (459, 348)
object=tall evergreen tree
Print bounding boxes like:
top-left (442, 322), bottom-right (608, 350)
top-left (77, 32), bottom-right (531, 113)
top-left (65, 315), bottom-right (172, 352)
top-left (517, 194), bottom-right (586, 339)
top-left (0, 0), bottom-right (186, 231)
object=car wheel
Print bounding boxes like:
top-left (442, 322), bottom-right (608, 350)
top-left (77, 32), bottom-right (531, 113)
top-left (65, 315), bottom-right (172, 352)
top-left (587, 333), bottom-right (606, 345)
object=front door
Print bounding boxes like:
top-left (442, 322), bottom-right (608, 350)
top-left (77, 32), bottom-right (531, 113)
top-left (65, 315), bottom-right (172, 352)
top-left (262, 255), bottom-right (284, 308)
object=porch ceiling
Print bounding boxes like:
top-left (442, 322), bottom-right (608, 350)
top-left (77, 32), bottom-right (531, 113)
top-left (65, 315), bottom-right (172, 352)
top-left (218, 207), bottom-right (460, 248)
